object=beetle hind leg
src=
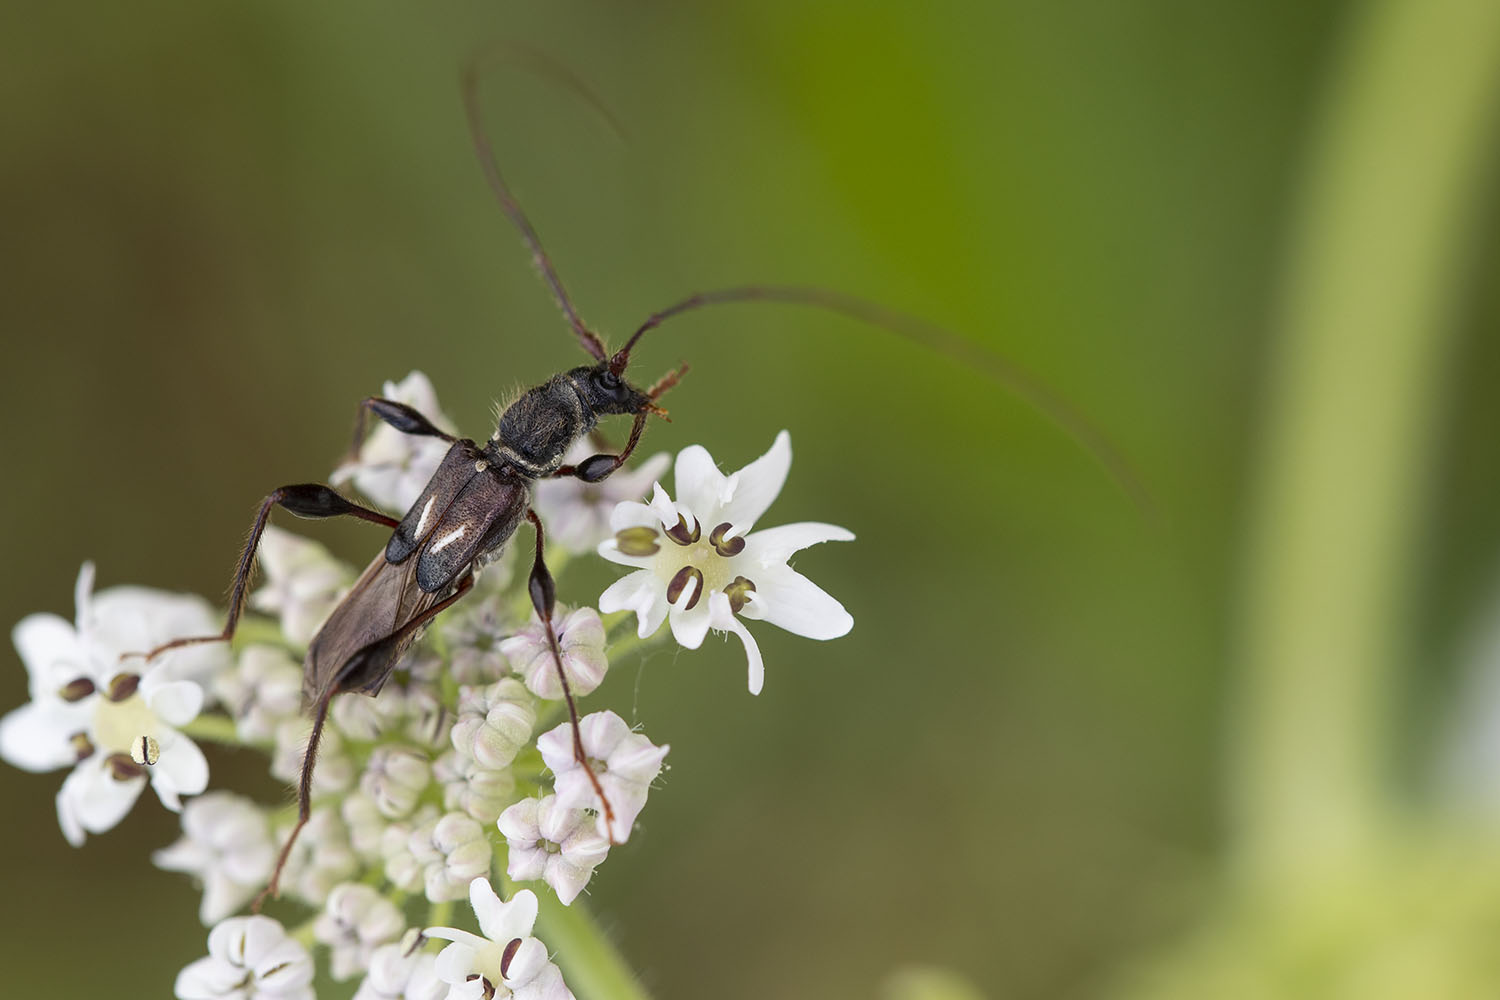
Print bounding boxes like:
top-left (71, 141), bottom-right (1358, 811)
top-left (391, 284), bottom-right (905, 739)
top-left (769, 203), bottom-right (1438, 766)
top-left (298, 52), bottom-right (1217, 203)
top-left (525, 508), bottom-right (619, 844)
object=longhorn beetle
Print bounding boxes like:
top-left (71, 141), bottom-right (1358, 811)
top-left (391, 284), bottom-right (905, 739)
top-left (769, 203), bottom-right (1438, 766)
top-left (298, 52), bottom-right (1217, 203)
top-left (132, 58), bottom-right (1146, 906)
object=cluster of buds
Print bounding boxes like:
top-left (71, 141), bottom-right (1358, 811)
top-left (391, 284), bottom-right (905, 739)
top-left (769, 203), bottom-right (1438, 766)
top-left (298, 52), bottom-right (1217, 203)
top-left (0, 373), bottom-right (854, 998)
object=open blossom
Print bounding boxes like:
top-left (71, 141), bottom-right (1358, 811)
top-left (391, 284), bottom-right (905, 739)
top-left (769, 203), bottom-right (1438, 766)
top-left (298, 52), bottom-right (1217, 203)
top-left (499, 605), bottom-right (608, 700)
top-left (598, 430), bottom-right (854, 694)
top-left (176, 915), bottom-right (314, 1000)
top-left (537, 711), bottom-right (668, 843)
top-left (532, 440), bottom-right (671, 553)
top-left (154, 791), bottom-right (275, 924)
top-left (333, 370), bottom-right (458, 513)
top-left (499, 796), bottom-right (610, 905)
top-left (248, 525), bottom-right (351, 646)
top-left (426, 879), bottom-right (574, 1000)
top-left (0, 563), bottom-right (216, 845)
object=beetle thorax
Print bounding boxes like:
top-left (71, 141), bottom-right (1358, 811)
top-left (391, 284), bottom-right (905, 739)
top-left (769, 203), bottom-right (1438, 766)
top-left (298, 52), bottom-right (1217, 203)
top-left (486, 374), bottom-right (597, 477)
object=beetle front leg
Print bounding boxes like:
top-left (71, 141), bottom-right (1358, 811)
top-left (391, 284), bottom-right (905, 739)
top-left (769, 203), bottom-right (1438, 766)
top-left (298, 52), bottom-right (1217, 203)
top-left (125, 485), bottom-right (399, 663)
top-left (525, 508), bottom-right (619, 844)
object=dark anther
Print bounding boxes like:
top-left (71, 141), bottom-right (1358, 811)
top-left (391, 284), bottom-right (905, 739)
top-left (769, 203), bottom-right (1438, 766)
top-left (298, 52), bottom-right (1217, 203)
top-left (105, 753), bottom-right (146, 781)
top-left (466, 974), bottom-right (497, 1000)
top-left (709, 522), bottom-right (746, 557)
top-left (666, 566), bottom-right (705, 610)
top-left (69, 732), bottom-right (95, 762)
top-left (665, 514), bottom-right (700, 546)
top-left (614, 526), bottom-right (661, 557)
top-left (500, 937), bottom-right (524, 979)
top-left (58, 677), bottom-right (96, 703)
top-left (131, 735), bottom-right (161, 766)
top-left (105, 673), bottom-right (140, 702)
top-left (724, 575), bottom-right (757, 614)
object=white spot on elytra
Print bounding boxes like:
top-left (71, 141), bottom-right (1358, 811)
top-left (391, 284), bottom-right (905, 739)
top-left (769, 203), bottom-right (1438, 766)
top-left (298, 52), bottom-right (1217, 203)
top-left (414, 496), bottom-right (435, 536)
top-left (431, 525), bottom-right (467, 553)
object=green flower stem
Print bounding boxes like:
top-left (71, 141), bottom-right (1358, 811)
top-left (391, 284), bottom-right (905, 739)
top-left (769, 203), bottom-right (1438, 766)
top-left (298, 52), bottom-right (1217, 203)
top-left (1233, 0), bottom-right (1500, 892)
top-left (426, 898), bottom-right (454, 930)
top-left (179, 713), bottom-right (242, 746)
top-left (228, 616), bottom-right (295, 653)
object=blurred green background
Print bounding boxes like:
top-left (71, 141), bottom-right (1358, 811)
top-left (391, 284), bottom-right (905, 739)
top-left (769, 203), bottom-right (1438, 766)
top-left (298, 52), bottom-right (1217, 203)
top-left (4, 1), bottom-right (1500, 997)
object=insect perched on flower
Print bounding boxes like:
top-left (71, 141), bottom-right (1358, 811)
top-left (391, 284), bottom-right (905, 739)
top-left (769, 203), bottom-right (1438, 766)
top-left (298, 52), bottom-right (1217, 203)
top-left (0, 44), bottom-right (1140, 1000)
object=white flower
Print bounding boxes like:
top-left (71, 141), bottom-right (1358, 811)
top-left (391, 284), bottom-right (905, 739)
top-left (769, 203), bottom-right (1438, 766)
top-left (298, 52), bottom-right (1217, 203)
top-left (248, 525), bottom-right (351, 646)
top-left (536, 712), bottom-right (668, 843)
top-left (175, 915), bottom-right (314, 1000)
top-left (426, 879), bottom-right (575, 1000)
top-left (315, 883), bottom-right (407, 981)
top-left (272, 716), bottom-right (354, 798)
top-left (362, 745), bottom-right (433, 819)
top-left (498, 796), bottom-right (609, 905)
top-left (435, 750), bottom-right (516, 824)
top-left (276, 807), bottom-right (360, 906)
top-left (333, 370), bottom-right (458, 514)
top-left (382, 804), bottom-right (440, 893)
top-left (499, 606), bottom-right (608, 701)
top-left (451, 680), bottom-right (536, 770)
top-left (407, 812), bottom-right (493, 903)
top-left (598, 431), bottom-right (854, 694)
top-left (215, 645), bottom-right (303, 744)
top-left (154, 791), bottom-right (275, 924)
top-left (355, 929), bottom-right (447, 1000)
top-left (1, 563), bottom-right (215, 845)
top-left (342, 790), bottom-right (391, 863)
top-left (334, 686), bottom-right (410, 742)
top-left (532, 440), bottom-right (671, 554)
top-left (442, 593), bottom-right (515, 687)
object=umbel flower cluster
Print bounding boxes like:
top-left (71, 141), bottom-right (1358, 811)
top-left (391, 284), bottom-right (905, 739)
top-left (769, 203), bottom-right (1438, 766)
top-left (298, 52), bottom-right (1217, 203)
top-left (0, 372), bottom-right (854, 999)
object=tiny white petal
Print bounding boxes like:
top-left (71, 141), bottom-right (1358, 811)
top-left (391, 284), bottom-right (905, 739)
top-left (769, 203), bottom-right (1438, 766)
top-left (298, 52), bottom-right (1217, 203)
top-left (145, 679), bottom-right (206, 727)
top-left (710, 593), bottom-right (766, 695)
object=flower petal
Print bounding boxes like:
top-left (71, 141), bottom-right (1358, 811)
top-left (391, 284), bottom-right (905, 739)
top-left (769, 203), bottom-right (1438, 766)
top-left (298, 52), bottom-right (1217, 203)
top-left (742, 521), bottom-right (855, 568)
top-left (673, 445), bottom-right (730, 523)
top-left (0, 699), bottom-right (86, 773)
top-left (598, 571), bottom-right (667, 639)
top-left (61, 756), bottom-right (143, 837)
top-left (12, 613), bottom-right (89, 694)
top-left (718, 430), bottom-right (791, 534)
top-left (146, 679), bottom-right (205, 727)
top-left (667, 597), bottom-right (712, 650)
top-left (152, 732), bottom-right (210, 809)
top-left (709, 593), bottom-right (765, 695)
top-left (739, 568), bottom-right (853, 640)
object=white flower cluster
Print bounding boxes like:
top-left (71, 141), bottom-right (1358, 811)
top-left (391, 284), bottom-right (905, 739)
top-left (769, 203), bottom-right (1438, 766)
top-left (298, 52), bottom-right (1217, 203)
top-left (1, 371), bottom-right (855, 998)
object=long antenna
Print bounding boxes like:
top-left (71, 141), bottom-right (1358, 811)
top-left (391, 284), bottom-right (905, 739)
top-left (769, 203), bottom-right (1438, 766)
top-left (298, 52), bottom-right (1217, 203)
top-left (613, 285), bottom-right (1155, 517)
top-left (462, 53), bottom-right (607, 362)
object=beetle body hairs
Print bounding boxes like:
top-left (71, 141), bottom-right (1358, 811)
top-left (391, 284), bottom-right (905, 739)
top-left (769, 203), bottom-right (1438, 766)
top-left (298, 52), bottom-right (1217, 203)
top-left (130, 51), bottom-right (1146, 908)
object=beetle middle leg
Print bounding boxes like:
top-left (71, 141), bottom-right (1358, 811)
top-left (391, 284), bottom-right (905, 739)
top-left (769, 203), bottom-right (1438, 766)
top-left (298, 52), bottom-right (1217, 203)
top-left (346, 396), bottom-right (456, 461)
top-left (127, 484), bottom-right (400, 663)
top-left (524, 508), bottom-right (619, 844)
